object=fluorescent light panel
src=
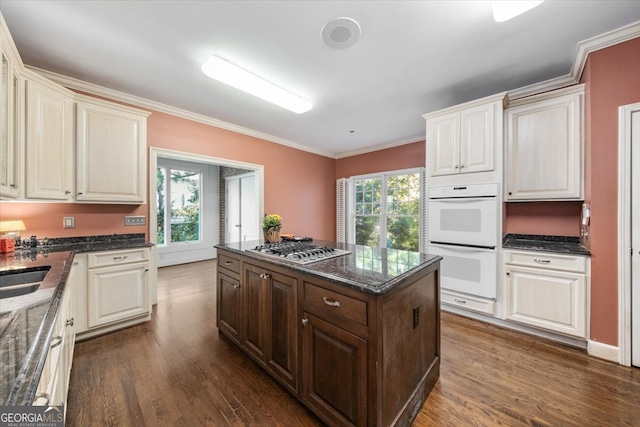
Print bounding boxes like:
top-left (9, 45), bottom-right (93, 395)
top-left (201, 56), bottom-right (312, 114)
top-left (492, 1), bottom-right (544, 22)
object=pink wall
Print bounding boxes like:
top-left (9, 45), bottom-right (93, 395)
top-left (0, 108), bottom-right (336, 242)
top-left (335, 141), bottom-right (425, 179)
top-left (581, 38), bottom-right (640, 345)
top-left (504, 202), bottom-right (582, 236)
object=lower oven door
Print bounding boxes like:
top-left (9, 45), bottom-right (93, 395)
top-left (428, 243), bottom-right (497, 299)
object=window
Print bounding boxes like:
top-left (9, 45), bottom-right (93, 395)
top-left (349, 168), bottom-right (424, 251)
top-left (156, 166), bottom-right (202, 245)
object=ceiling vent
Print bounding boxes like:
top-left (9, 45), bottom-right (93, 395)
top-left (321, 17), bottom-right (361, 49)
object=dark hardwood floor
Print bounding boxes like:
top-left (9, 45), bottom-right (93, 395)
top-left (66, 260), bottom-right (640, 426)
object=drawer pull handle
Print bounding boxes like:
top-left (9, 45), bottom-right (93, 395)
top-left (51, 336), bottom-right (63, 348)
top-left (233, 284), bottom-right (240, 289)
top-left (224, 261), bottom-right (233, 265)
top-left (259, 273), bottom-right (270, 280)
top-left (454, 298), bottom-right (466, 304)
top-left (34, 392), bottom-right (50, 406)
top-left (323, 297), bottom-right (340, 307)
top-left (113, 256), bottom-right (128, 261)
top-left (534, 259), bottom-right (551, 264)
top-left (301, 318), bottom-right (309, 327)
top-left (66, 318), bottom-right (74, 327)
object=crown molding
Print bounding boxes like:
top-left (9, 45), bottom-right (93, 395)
top-left (26, 66), bottom-right (337, 159)
top-left (509, 21), bottom-right (639, 100)
top-left (335, 134), bottom-right (425, 159)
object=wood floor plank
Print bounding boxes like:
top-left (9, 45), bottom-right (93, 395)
top-left (65, 260), bottom-right (640, 426)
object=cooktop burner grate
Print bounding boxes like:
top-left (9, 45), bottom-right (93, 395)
top-left (247, 241), bottom-right (350, 264)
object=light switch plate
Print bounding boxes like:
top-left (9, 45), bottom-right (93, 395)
top-left (63, 217), bottom-right (75, 229)
top-left (125, 215), bottom-right (146, 226)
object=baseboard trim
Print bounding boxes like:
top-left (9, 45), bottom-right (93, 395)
top-left (587, 340), bottom-right (620, 363)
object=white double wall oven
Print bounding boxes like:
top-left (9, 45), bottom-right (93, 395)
top-left (427, 183), bottom-right (500, 300)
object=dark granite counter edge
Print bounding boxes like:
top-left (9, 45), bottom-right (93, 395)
top-left (216, 245), bottom-right (442, 295)
top-left (6, 251), bottom-right (74, 406)
top-left (502, 233), bottom-right (591, 256)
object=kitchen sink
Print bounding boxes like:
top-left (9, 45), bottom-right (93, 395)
top-left (0, 267), bottom-right (50, 299)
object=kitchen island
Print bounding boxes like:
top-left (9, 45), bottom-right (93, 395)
top-left (215, 240), bottom-right (441, 427)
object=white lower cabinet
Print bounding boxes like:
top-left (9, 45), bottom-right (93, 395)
top-left (504, 250), bottom-right (588, 339)
top-left (33, 271), bottom-right (75, 412)
top-left (73, 248), bottom-right (151, 339)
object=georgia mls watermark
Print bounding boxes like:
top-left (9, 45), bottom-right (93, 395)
top-left (0, 406), bottom-right (64, 427)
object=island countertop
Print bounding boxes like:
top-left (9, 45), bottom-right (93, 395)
top-left (215, 240), bottom-right (442, 295)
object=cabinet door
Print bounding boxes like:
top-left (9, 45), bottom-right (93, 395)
top-left (217, 272), bottom-right (242, 345)
top-left (87, 262), bottom-right (149, 328)
top-left (506, 91), bottom-right (583, 200)
top-left (25, 79), bottom-right (73, 200)
top-left (76, 100), bottom-right (147, 203)
top-left (459, 103), bottom-right (494, 174)
top-left (427, 112), bottom-right (460, 176)
top-left (0, 53), bottom-right (20, 198)
top-left (301, 313), bottom-right (367, 427)
top-left (267, 270), bottom-right (297, 392)
top-left (505, 265), bottom-right (586, 338)
top-left (243, 264), bottom-right (267, 363)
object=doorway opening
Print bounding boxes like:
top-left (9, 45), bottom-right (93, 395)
top-left (149, 147), bottom-right (264, 304)
top-left (617, 102), bottom-right (640, 367)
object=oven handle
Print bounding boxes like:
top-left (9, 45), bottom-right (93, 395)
top-left (429, 242), bottom-right (496, 251)
top-left (428, 197), bottom-right (497, 203)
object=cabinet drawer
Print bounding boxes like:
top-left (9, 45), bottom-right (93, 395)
top-left (504, 250), bottom-right (586, 273)
top-left (441, 290), bottom-right (495, 316)
top-left (218, 253), bottom-right (241, 274)
top-left (88, 248), bottom-right (149, 268)
top-left (303, 282), bottom-right (367, 327)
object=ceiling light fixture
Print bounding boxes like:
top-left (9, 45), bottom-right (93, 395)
top-left (201, 56), bottom-right (312, 114)
top-left (492, 1), bottom-right (544, 22)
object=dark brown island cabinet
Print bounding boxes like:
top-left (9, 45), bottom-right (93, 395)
top-left (215, 241), bottom-right (441, 427)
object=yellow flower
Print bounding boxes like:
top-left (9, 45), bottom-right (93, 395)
top-left (262, 214), bottom-right (282, 231)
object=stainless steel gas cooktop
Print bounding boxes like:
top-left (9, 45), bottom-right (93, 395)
top-left (247, 241), bottom-right (350, 265)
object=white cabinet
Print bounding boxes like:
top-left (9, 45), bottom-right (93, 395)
top-left (505, 85), bottom-right (584, 201)
top-left (33, 275), bottom-right (75, 411)
top-left (504, 250), bottom-right (588, 339)
top-left (86, 248), bottom-right (150, 329)
top-left (0, 36), bottom-right (22, 198)
top-left (424, 92), bottom-right (507, 182)
top-left (24, 72), bottom-right (74, 200)
top-left (76, 95), bottom-right (149, 204)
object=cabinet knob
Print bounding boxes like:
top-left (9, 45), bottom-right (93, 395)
top-left (9, 183), bottom-right (17, 189)
top-left (455, 165), bottom-right (459, 169)
top-left (233, 284), bottom-right (240, 289)
top-left (506, 272), bottom-right (510, 276)
top-left (77, 192), bottom-right (83, 195)
top-left (65, 190), bottom-right (71, 194)
top-left (508, 192), bottom-right (512, 195)
top-left (301, 318), bottom-right (309, 327)
top-left (260, 273), bottom-right (270, 280)
top-left (460, 164), bottom-right (465, 169)
top-left (66, 318), bottom-right (74, 327)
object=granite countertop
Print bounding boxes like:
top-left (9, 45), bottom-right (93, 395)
top-left (216, 240), bottom-right (442, 295)
top-left (0, 251), bottom-right (74, 406)
top-left (0, 233), bottom-right (153, 406)
top-left (502, 234), bottom-right (591, 256)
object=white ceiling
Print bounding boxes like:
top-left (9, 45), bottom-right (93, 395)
top-left (1, 1), bottom-right (638, 158)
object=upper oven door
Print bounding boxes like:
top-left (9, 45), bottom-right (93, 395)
top-left (427, 197), bottom-right (498, 247)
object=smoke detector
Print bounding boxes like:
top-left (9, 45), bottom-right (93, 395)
top-left (321, 17), bottom-right (361, 49)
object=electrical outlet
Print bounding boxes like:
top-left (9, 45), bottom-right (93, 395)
top-left (125, 215), bottom-right (146, 226)
top-left (63, 217), bottom-right (75, 229)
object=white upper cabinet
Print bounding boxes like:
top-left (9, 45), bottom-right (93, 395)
top-left (505, 85), bottom-right (584, 201)
top-left (0, 16), bottom-right (22, 199)
top-left (424, 92), bottom-right (507, 185)
top-left (24, 73), bottom-right (74, 200)
top-left (75, 95), bottom-right (149, 204)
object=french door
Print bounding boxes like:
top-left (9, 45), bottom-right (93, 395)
top-left (226, 172), bottom-right (259, 242)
